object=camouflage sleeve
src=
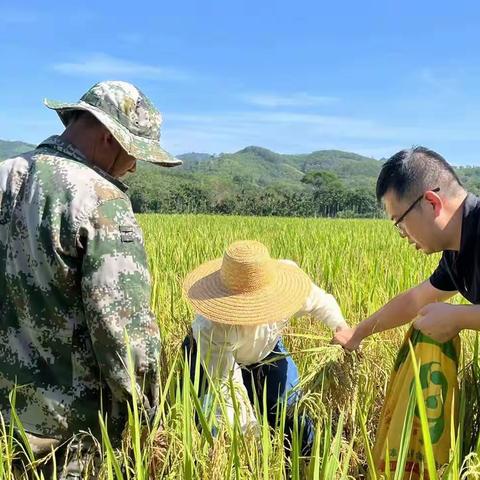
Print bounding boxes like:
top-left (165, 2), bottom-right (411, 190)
top-left (79, 197), bottom-right (160, 413)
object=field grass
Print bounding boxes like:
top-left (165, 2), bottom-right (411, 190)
top-left (2, 214), bottom-right (480, 479)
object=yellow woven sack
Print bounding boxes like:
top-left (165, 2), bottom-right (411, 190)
top-left (372, 326), bottom-right (460, 479)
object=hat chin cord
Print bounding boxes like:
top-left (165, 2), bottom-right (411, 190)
top-left (108, 148), bottom-right (122, 177)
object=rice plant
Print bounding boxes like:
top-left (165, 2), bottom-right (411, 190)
top-left (3, 214), bottom-right (479, 479)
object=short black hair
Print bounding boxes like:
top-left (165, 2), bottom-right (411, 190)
top-left (376, 146), bottom-right (463, 202)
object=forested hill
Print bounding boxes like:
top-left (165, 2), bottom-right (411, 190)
top-left (2, 140), bottom-right (480, 217)
top-left (0, 140), bottom-right (35, 159)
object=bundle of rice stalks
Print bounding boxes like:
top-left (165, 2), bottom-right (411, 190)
top-left (295, 342), bottom-right (362, 416)
top-left (149, 427), bottom-right (170, 477)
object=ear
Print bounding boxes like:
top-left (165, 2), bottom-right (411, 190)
top-left (99, 130), bottom-right (122, 158)
top-left (102, 130), bottom-right (117, 147)
top-left (424, 189), bottom-right (442, 217)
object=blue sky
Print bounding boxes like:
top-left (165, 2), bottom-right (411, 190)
top-left (2, 0), bottom-right (480, 164)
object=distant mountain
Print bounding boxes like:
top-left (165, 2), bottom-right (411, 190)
top-left (175, 145), bottom-right (381, 190)
top-left (0, 139), bottom-right (379, 187)
top-left (0, 140), bottom-right (35, 160)
top-left (3, 139), bottom-right (480, 197)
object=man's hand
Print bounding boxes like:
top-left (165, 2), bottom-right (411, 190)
top-left (332, 326), bottom-right (362, 351)
top-left (413, 303), bottom-right (461, 342)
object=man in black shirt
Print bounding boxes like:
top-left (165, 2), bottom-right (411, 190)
top-left (334, 146), bottom-right (479, 350)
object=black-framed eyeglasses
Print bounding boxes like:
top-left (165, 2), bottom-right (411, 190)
top-left (394, 187), bottom-right (440, 232)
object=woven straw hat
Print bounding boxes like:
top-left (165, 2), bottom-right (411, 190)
top-left (183, 240), bottom-right (312, 325)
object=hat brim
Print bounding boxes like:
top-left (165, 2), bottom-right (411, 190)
top-left (44, 98), bottom-right (182, 167)
top-left (183, 258), bottom-right (312, 325)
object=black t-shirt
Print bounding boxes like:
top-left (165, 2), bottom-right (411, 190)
top-left (430, 193), bottom-right (480, 303)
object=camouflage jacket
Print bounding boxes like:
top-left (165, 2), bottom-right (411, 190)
top-left (0, 136), bottom-right (160, 442)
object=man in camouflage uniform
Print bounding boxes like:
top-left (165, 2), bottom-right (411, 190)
top-left (0, 81), bottom-right (181, 478)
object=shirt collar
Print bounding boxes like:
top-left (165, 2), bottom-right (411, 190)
top-left (37, 135), bottom-right (129, 193)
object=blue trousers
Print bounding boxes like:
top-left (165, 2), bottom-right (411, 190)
top-left (182, 335), bottom-right (314, 455)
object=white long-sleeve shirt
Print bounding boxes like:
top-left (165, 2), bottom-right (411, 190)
top-left (191, 260), bottom-right (348, 433)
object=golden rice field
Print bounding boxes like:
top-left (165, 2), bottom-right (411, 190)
top-left (139, 214), bottom-right (479, 480)
top-left (3, 214), bottom-right (480, 479)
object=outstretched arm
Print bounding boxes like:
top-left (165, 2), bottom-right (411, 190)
top-left (333, 280), bottom-right (456, 350)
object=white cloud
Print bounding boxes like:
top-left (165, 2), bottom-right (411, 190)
top-left (162, 109), bottom-right (480, 158)
top-left (241, 92), bottom-right (339, 108)
top-left (169, 110), bottom-right (480, 141)
top-left (416, 67), bottom-right (460, 95)
top-left (52, 53), bottom-right (190, 81)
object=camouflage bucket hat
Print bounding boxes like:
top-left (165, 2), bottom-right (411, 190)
top-left (44, 80), bottom-right (182, 167)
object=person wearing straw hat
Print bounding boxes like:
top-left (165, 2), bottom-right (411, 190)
top-left (182, 240), bottom-right (349, 455)
top-left (0, 80), bottom-right (181, 478)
